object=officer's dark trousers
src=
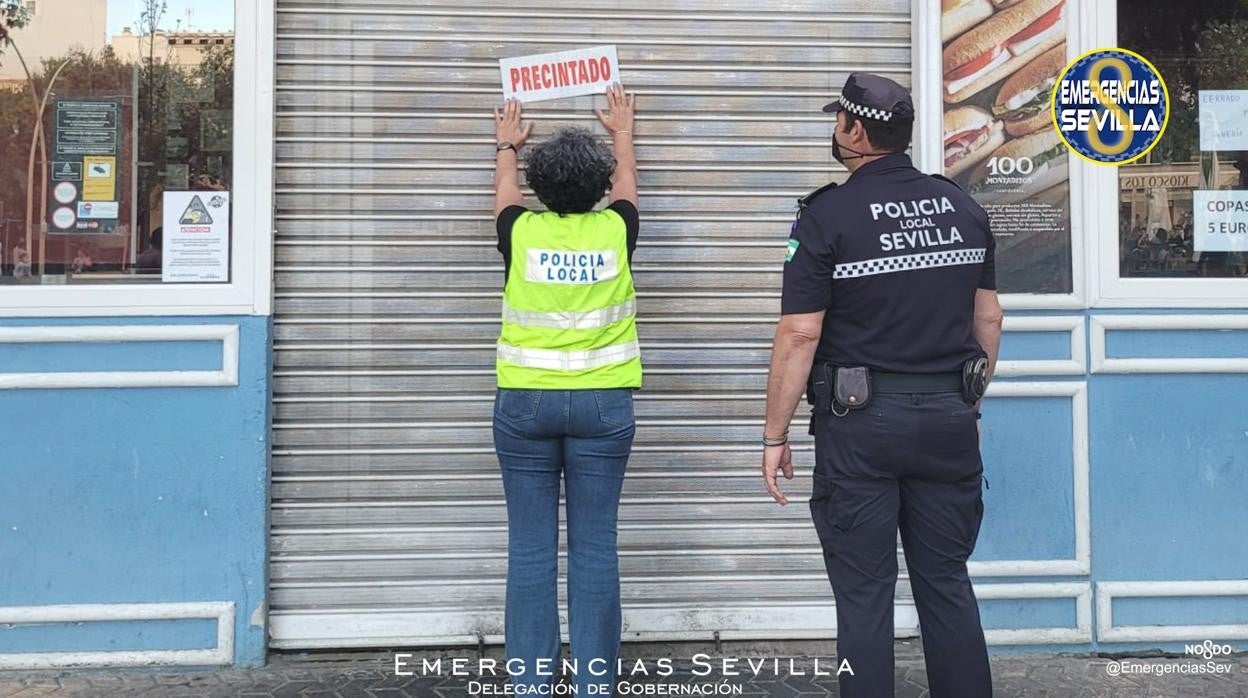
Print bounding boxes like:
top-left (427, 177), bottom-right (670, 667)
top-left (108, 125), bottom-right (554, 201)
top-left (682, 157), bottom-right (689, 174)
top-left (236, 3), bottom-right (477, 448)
top-left (809, 391), bottom-right (992, 698)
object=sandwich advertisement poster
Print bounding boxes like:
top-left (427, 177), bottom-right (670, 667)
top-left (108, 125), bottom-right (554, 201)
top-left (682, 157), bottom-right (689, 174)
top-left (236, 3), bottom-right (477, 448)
top-left (942, 0), bottom-right (1071, 294)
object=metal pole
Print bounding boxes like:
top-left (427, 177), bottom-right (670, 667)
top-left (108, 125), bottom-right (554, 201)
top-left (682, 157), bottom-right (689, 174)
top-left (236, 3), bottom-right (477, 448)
top-left (131, 63), bottom-right (140, 266)
top-left (10, 40), bottom-right (68, 277)
top-left (0, 199), bottom-right (6, 276)
top-left (10, 41), bottom-right (39, 259)
top-left (35, 61), bottom-right (69, 277)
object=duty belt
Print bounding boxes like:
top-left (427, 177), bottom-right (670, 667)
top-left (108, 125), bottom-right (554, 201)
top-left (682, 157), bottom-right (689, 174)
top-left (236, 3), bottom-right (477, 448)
top-left (871, 371), bottom-right (962, 393)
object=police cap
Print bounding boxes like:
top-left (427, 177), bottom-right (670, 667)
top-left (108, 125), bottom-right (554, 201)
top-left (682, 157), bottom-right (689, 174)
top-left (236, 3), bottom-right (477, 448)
top-left (822, 72), bottom-right (915, 123)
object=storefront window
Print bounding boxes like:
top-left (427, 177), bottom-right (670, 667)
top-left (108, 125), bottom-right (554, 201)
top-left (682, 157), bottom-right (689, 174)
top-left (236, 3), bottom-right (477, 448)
top-left (1118, 0), bottom-right (1248, 278)
top-left (940, 0), bottom-right (1073, 295)
top-left (0, 0), bottom-right (234, 285)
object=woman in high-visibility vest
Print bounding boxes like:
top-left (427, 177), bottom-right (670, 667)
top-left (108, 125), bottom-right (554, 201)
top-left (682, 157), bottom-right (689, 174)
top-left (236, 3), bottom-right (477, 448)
top-left (492, 85), bottom-right (640, 694)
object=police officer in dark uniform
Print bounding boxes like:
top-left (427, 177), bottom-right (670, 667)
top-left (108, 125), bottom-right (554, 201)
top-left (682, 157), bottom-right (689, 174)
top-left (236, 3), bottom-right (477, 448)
top-left (759, 73), bottom-right (1003, 698)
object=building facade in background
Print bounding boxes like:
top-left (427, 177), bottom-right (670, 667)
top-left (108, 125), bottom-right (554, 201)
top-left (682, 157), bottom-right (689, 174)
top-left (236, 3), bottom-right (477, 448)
top-left (0, 0), bottom-right (106, 80)
top-left (111, 28), bottom-right (234, 69)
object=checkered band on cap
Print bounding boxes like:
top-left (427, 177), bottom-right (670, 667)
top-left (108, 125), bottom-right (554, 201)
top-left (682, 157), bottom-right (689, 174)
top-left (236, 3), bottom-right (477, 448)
top-left (839, 95), bottom-right (894, 122)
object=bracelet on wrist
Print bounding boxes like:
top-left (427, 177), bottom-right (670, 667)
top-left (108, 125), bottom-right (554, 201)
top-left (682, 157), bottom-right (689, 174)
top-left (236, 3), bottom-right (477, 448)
top-left (762, 431), bottom-right (789, 447)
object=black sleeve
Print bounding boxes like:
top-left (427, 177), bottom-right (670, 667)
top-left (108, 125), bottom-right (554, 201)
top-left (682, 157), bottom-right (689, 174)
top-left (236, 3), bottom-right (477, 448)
top-left (606, 200), bottom-right (640, 255)
top-left (495, 205), bottom-right (527, 277)
top-left (976, 205), bottom-right (997, 291)
top-left (780, 209), bottom-right (837, 314)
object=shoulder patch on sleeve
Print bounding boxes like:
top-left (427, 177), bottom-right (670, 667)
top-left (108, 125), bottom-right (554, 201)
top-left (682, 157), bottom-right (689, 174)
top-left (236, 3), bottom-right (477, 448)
top-left (798, 181), bottom-right (839, 209)
top-left (786, 238), bottom-right (800, 263)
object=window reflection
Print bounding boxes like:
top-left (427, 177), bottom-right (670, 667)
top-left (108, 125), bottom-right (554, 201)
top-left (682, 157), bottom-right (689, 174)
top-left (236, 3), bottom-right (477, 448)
top-left (0, 0), bottom-right (234, 284)
top-left (1118, 0), bottom-right (1248, 278)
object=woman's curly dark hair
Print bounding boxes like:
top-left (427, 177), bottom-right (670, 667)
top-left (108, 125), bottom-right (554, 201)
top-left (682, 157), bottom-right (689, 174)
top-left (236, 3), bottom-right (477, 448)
top-left (524, 127), bottom-right (616, 214)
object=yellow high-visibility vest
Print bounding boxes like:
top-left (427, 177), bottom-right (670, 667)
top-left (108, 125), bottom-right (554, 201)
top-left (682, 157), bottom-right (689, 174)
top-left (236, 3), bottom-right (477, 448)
top-left (496, 208), bottom-right (642, 390)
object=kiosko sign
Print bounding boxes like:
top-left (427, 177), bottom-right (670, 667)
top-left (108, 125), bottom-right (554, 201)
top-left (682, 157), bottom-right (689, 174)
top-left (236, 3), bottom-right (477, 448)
top-left (500, 45), bottom-right (620, 103)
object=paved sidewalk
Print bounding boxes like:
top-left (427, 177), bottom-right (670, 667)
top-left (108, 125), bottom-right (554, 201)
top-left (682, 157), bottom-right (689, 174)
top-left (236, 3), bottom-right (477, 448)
top-left (1, 641), bottom-right (1246, 697)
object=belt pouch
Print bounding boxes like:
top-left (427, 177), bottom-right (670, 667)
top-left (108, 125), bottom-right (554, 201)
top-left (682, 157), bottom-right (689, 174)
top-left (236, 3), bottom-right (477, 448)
top-left (833, 366), bottom-right (872, 415)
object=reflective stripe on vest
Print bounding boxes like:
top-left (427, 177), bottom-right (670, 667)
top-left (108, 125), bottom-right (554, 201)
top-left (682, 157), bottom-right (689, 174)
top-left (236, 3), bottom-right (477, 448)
top-left (497, 340), bottom-right (641, 371)
top-left (501, 298), bottom-right (636, 331)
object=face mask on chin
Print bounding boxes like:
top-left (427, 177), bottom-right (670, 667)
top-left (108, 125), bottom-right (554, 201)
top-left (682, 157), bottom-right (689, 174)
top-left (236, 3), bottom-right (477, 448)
top-left (833, 131), bottom-right (879, 165)
top-left (832, 133), bottom-right (851, 165)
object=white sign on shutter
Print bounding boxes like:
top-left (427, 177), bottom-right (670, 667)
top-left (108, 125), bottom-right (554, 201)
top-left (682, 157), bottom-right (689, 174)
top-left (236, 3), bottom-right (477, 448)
top-left (500, 45), bottom-right (620, 103)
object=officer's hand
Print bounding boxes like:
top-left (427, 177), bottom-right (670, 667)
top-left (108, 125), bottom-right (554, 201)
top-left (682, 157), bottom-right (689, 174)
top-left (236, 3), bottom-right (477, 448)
top-left (594, 83), bottom-right (635, 136)
top-left (761, 444), bottom-right (794, 506)
top-left (494, 99), bottom-right (533, 148)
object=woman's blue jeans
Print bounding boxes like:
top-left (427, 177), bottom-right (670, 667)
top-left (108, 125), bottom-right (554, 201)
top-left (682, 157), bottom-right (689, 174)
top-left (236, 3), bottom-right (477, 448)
top-left (492, 387), bottom-right (636, 694)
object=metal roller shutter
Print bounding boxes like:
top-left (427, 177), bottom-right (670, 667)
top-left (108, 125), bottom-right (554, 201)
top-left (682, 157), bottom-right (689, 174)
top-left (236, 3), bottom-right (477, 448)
top-left (271, 0), bottom-right (915, 648)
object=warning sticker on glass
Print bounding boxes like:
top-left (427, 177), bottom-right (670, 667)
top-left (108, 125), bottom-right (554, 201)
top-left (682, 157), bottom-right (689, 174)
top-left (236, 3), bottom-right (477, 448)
top-left (163, 191), bottom-right (230, 283)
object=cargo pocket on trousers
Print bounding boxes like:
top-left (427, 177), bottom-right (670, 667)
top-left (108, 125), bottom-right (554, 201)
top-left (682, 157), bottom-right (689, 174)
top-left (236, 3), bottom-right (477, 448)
top-left (813, 474), bottom-right (873, 541)
top-left (809, 472), bottom-right (863, 541)
top-left (809, 472), bottom-right (834, 542)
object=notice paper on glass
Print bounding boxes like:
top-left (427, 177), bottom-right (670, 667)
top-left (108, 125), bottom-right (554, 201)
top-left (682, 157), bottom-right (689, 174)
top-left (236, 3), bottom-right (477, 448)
top-left (500, 45), bottom-right (620, 103)
top-left (1199, 90), bottom-right (1248, 151)
top-left (1194, 189), bottom-right (1248, 252)
top-left (163, 191), bottom-right (230, 283)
